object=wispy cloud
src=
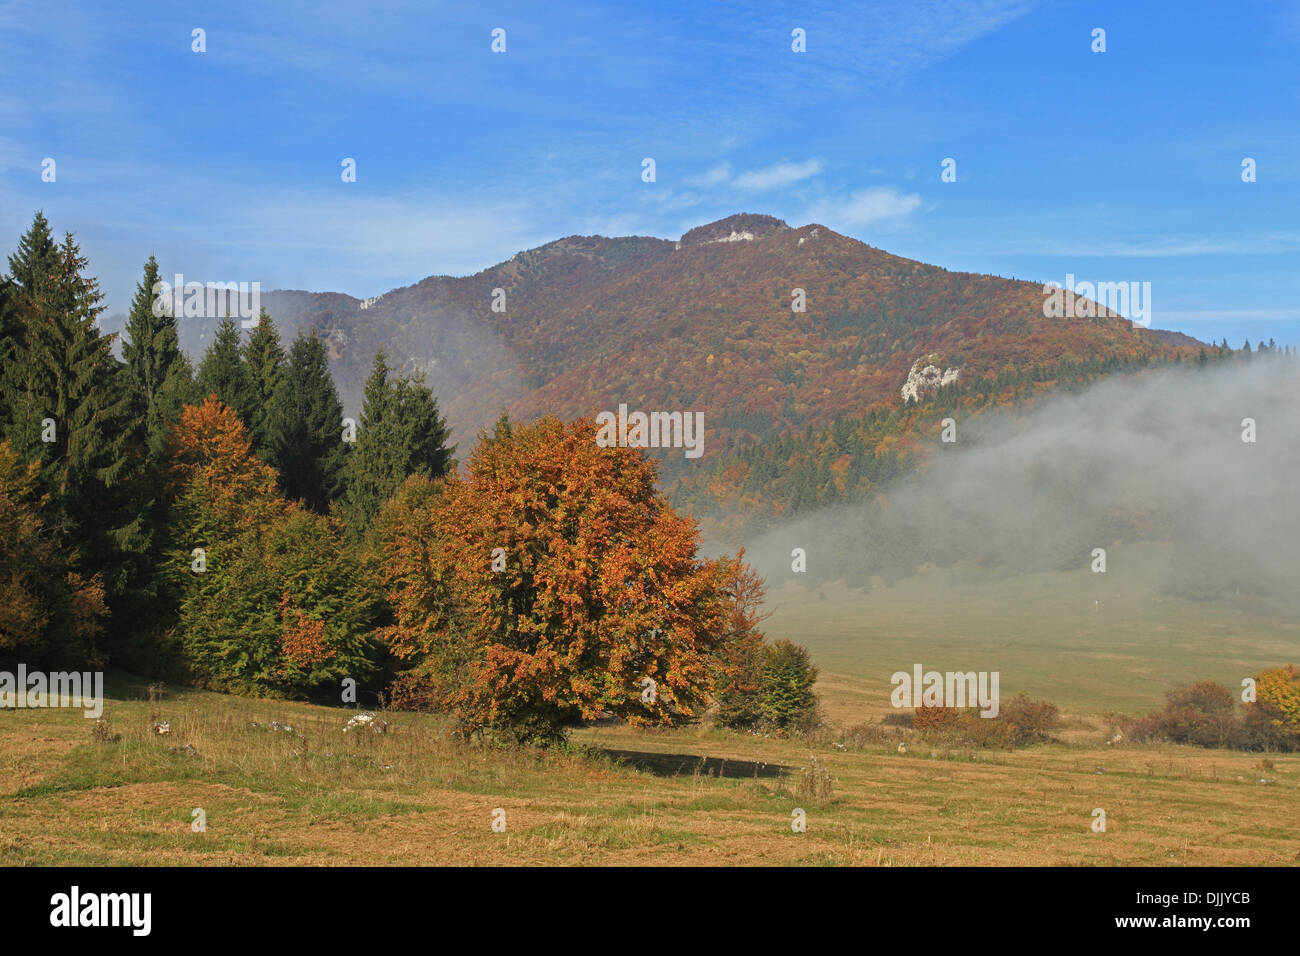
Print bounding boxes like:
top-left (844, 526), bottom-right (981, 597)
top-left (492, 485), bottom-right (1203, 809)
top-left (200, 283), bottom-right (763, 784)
top-left (733, 159), bottom-right (824, 191)
top-left (685, 162), bottom-right (732, 188)
top-left (805, 186), bottom-right (923, 228)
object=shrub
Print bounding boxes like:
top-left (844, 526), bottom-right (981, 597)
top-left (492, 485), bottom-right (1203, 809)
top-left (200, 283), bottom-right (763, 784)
top-left (1243, 665), bottom-right (1300, 751)
top-left (955, 710), bottom-right (1016, 748)
top-left (1160, 680), bottom-right (1237, 747)
top-left (999, 693), bottom-right (1061, 746)
top-left (912, 704), bottom-right (960, 733)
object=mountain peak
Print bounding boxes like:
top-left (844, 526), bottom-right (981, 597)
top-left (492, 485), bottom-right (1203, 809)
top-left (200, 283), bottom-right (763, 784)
top-left (679, 213), bottom-right (789, 246)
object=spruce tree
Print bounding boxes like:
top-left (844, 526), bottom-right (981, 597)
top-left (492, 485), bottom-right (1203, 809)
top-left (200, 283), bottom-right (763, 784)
top-left (6, 210), bottom-right (59, 295)
top-left (239, 308), bottom-right (285, 459)
top-left (0, 278), bottom-right (21, 426)
top-left (1, 213), bottom-right (59, 432)
top-left (266, 330), bottom-right (345, 511)
top-left (122, 256), bottom-right (189, 460)
top-left (2, 221), bottom-right (140, 612)
top-left (341, 350), bottom-right (454, 533)
top-left (196, 315), bottom-right (247, 411)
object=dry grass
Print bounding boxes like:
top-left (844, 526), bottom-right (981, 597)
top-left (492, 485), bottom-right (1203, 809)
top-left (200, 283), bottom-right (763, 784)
top-left (1, 675), bottom-right (1296, 866)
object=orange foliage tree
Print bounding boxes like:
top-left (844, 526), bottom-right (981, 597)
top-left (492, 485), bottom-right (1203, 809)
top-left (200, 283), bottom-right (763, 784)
top-left (376, 415), bottom-right (766, 742)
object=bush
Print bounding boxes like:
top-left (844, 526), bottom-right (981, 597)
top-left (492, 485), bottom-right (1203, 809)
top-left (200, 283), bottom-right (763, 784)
top-left (1160, 680), bottom-right (1237, 747)
top-left (912, 704), bottom-right (960, 733)
top-left (910, 695), bottom-right (1059, 749)
top-left (715, 636), bottom-right (821, 735)
top-left (1243, 665), bottom-right (1300, 751)
top-left (1000, 693), bottom-right (1061, 746)
top-left (1105, 673), bottom-right (1300, 751)
top-left (953, 711), bottom-right (1015, 748)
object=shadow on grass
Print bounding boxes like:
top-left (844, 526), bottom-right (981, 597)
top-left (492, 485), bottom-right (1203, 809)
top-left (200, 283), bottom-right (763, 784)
top-left (596, 749), bottom-right (789, 779)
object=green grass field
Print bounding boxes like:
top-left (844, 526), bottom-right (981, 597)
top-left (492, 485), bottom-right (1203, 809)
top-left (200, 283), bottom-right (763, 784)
top-left (2, 550), bottom-right (1297, 866)
top-left (768, 544), bottom-right (1300, 721)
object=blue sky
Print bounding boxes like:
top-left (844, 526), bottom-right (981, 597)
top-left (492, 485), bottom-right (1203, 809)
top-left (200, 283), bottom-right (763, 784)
top-left (2, 0), bottom-right (1297, 347)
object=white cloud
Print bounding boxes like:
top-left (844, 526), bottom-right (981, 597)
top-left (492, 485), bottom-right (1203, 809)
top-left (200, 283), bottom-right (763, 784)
top-left (733, 159), bottom-right (823, 191)
top-left (806, 186), bottom-right (923, 227)
top-left (685, 162), bottom-right (732, 187)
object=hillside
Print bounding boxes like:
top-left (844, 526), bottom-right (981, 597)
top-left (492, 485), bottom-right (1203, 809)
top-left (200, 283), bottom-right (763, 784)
top-left (142, 214), bottom-right (1200, 529)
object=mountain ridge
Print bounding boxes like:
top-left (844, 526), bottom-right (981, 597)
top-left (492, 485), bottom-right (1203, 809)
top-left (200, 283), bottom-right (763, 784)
top-left (106, 215), bottom-right (1204, 509)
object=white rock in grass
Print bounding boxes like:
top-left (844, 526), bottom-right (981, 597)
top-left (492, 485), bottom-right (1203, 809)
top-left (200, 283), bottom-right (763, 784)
top-left (345, 713), bottom-right (388, 734)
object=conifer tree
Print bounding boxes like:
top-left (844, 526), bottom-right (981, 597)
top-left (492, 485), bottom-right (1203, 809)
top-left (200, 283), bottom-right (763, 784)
top-left (1, 218), bottom-right (140, 613)
top-left (239, 308), bottom-right (285, 459)
top-left (1, 213), bottom-right (59, 431)
top-left (197, 315), bottom-right (247, 411)
top-left (266, 330), bottom-right (345, 511)
top-left (122, 256), bottom-right (190, 460)
top-left (0, 278), bottom-right (20, 426)
top-left (341, 350), bottom-right (454, 534)
top-left (5, 211), bottom-right (59, 295)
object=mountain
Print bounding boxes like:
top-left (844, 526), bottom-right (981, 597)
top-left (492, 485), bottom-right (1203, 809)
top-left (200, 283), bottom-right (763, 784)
top-left (131, 213), bottom-right (1203, 534)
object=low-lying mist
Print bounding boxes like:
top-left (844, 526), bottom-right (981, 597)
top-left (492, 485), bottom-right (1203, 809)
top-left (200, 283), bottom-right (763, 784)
top-left (737, 357), bottom-right (1300, 604)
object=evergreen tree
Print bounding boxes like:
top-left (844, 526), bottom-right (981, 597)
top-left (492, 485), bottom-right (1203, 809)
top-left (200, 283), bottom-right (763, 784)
top-left (238, 308), bottom-right (285, 459)
top-left (197, 315), bottom-right (247, 411)
top-left (122, 256), bottom-right (189, 460)
top-left (266, 330), bottom-right (345, 511)
top-left (0, 278), bottom-right (20, 425)
top-left (761, 639), bottom-right (820, 732)
top-left (1, 213), bottom-right (60, 429)
top-left (341, 350), bottom-right (455, 534)
top-left (1, 219), bottom-right (141, 616)
top-left (5, 211), bottom-right (59, 295)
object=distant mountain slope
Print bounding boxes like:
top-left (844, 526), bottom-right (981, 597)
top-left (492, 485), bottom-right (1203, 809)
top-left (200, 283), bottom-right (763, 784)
top-left (139, 213), bottom-right (1202, 524)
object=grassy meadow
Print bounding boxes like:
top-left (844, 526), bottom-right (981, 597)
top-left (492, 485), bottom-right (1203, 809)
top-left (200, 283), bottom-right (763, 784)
top-left (2, 552), bottom-right (1298, 867)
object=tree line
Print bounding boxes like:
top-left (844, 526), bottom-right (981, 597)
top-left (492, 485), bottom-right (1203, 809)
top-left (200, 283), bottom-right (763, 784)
top-left (0, 212), bottom-right (815, 741)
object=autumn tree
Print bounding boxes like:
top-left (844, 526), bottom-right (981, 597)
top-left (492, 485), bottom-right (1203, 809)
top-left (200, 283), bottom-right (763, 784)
top-left (712, 561), bottom-right (773, 729)
top-left (375, 414), bottom-right (766, 743)
top-left (163, 397), bottom-right (379, 695)
top-left (1244, 665), bottom-right (1300, 751)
